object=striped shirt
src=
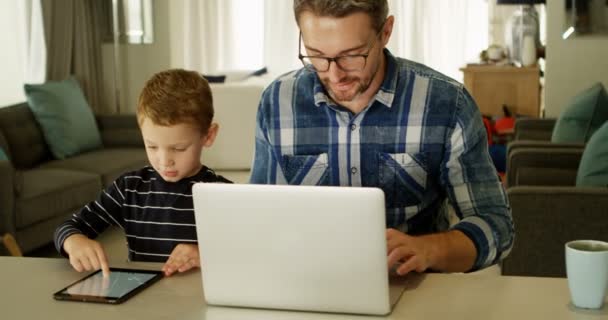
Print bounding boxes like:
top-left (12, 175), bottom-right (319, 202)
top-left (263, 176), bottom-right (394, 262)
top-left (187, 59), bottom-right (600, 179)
top-left (54, 166), bottom-right (232, 262)
top-left (250, 49), bottom-right (514, 271)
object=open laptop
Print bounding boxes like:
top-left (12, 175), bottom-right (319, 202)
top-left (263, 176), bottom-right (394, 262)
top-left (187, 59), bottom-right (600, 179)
top-left (192, 183), bottom-right (406, 316)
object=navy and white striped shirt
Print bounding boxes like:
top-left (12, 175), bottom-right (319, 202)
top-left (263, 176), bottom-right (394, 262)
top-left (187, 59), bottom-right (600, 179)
top-left (250, 49), bottom-right (514, 270)
top-left (54, 166), bottom-right (232, 262)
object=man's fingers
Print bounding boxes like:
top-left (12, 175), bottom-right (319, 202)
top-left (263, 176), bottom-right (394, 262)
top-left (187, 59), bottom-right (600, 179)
top-left (387, 247), bottom-right (410, 268)
top-left (396, 256), bottom-right (419, 276)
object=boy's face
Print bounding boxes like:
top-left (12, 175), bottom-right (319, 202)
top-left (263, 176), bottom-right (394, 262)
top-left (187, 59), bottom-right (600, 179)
top-left (140, 117), bottom-right (218, 182)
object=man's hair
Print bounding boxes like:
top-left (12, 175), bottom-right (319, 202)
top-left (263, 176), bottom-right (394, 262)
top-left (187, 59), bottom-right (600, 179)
top-left (137, 69), bottom-right (214, 134)
top-left (293, 0), bottom-right (388, 32)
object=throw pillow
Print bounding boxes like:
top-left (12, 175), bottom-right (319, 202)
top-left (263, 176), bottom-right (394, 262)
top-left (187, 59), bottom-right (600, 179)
top-left (24, 77), bottom-right (102, 159)
top-left (551, 82), bottom-right (608, 143)
top-left (576, 121), bottom-right (608, 187)
top-left (0, 147), bottom-right (8, 161)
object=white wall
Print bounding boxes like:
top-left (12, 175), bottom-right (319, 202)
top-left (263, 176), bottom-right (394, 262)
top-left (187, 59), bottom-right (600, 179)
top-left (545, 0), bottom-right (608, 118)
top-left (0, 1), bottom-right (26, 106)
top-left (102, 0), bottom-right (172, 114)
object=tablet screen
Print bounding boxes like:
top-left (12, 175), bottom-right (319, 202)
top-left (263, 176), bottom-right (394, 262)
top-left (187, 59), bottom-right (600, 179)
top-left (54, 268), bottom-right (163, 304)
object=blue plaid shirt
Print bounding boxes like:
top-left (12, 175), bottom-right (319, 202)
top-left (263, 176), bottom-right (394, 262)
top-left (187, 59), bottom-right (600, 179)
top-left (250, 49), bottom-right (514, 270)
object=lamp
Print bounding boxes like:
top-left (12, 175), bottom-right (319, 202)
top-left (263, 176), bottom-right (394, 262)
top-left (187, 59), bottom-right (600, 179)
top-left (497, 0), bottom-right (545, 67)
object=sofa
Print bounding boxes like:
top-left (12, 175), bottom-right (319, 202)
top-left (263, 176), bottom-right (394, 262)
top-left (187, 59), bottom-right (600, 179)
top-left (205, 78), bottom-right (271, 183)
top-left (0, 102), bottom-right (148, 253)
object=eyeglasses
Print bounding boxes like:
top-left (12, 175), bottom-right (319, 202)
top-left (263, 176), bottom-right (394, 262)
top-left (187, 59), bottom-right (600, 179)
top-left (298, 25), bottom-right (384, 73)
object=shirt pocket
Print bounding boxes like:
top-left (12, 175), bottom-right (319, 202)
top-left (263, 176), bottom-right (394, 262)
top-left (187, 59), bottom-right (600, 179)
top-left (378, 152), bottom-right (428, 208)
top-left (282, 153), bottom-right (329, 185)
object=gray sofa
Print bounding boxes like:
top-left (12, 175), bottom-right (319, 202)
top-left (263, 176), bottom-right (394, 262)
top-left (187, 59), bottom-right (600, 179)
top-left (0, 102), bottom-right (148, 253)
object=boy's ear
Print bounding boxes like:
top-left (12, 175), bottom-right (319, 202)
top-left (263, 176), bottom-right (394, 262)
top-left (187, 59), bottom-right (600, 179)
top-left (202, 123), bottom-right (219, 147)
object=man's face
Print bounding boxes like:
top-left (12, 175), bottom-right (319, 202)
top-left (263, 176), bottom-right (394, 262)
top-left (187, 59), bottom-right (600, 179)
top-left (140, 117), bottom-right (217, 182)
top-left (299, 12), bottom-right (385, 104)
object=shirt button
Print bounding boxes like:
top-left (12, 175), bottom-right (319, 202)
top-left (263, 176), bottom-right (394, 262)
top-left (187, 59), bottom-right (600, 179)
top-left (350, 124), bottom-right (357, 131)
top-left (351, 167), bottom-right (358, 174)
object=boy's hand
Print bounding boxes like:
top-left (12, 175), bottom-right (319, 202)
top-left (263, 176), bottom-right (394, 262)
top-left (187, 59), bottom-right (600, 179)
top-left (162, 244), bottom-right (200, 276)
top-left (63, 234), bottom-right (110, 278)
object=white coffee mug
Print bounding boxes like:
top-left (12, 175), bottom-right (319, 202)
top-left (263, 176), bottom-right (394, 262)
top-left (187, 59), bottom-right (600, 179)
top-left (565, 240), bottom-right (608, 309)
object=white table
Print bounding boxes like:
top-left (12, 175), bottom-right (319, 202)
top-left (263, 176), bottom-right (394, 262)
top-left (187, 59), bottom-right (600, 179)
top-left (0, 257), bottom-right (606, 319)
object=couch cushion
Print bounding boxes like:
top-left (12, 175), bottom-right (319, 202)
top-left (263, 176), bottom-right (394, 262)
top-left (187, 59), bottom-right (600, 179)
top-left (39, 148), bottom-right (148, 187)
top-left (551, 82), bottom-right (608, 143)
top-left (15, 168), bottom-right (101, 229)
top-left (24, 77), bottom-right (103, 159)
top-left (576, 122), bottom-right (608, 187)
top-left (206, 82), bottom-right (266, 170)
top-left (0, 147), bottom-right (7, 161)
top-left (0, 103), bottom-right (52, 169)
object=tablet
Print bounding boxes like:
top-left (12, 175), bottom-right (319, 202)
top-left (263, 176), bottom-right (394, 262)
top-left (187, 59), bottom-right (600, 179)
top-left (53, 268), bottom-right (163, 304)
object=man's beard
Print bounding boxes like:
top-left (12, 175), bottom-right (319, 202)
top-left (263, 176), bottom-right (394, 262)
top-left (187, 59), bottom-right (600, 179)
top-left (320, 63), bottom-right (379, 104)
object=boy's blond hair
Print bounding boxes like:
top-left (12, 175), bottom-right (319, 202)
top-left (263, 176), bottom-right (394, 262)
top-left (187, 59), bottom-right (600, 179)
top-left (137, 69), bottom-right (214, 134)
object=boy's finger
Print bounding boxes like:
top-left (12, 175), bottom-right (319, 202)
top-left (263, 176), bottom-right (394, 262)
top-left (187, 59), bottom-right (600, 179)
top-left (178, 259), bottom-right (195, 273)
top-left (95, 248), bottom-right (110, 278)
top-left (81, 256), bottom-right (94, 271)
top-left (70, 258), bottom-right (84, 272)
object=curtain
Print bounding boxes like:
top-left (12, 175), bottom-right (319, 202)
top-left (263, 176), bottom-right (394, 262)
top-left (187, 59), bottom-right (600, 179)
top-left (182, 0), bottom-right (298, 75)
top-left (180, 0), bottom-right (488, 81)
top-left (17, 0), bottom-right (47, 84)
top-left (263, 1), bottom-right (301, 75)
top-left (40, 0), bottom-right (107, 113)
top-left (387, 0), bottom-right (489, 81)
top-left (183, 0), bottom-right (237, 73)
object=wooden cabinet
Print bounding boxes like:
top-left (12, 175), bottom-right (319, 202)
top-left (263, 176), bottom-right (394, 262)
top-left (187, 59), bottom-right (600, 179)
top-left (460, 65), bottom-right (541, 117)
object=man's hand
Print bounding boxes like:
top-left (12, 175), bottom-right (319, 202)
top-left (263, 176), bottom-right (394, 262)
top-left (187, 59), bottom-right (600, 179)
top-left (63, 234), bottom-right (110, 278)
top-left (386, 228), bottom-right (477, 276)
top-left (386, 228), bottom-right (434, 275)
top-left (162, 244), bottom-right (200, 276)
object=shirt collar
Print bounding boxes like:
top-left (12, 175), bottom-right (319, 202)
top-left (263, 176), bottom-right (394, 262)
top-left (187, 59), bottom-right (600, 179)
top-left (312, 48), bottom-right (398, 109)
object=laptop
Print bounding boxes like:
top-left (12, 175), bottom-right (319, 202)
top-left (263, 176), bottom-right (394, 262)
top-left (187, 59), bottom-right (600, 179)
top-left (192, 183), bottom-right (406, 316)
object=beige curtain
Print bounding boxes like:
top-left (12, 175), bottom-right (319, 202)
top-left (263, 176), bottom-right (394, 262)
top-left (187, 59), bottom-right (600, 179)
top-left (41, 0), bottom-right (108, 114)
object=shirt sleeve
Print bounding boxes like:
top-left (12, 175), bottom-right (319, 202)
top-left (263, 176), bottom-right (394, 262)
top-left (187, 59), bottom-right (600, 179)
top-left (249, 84), bottom-right (288, 185)
top-left (441, 87), bottom-right (515, 271)
top-left (53, 177), bottom-right (127, 257)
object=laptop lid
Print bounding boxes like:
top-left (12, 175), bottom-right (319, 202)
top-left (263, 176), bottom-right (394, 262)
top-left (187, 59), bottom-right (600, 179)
top-left (193, 183), bottom-right (393, 315)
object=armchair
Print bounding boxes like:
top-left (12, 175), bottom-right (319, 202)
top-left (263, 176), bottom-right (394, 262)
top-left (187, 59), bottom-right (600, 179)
top-left (502, 147), bottom-right (608, 277)
top-left (506, 118), bottom-right (585, 188)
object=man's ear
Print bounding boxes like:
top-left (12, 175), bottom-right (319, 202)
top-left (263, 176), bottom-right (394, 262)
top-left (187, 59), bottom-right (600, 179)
top-left (382, 15), bottom-right (395, 47)
top-left (202, 123), bottom-right (219, 147)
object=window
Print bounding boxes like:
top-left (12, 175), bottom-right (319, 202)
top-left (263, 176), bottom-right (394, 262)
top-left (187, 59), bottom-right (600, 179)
top-left (228, 0), bottom-right (264, 70)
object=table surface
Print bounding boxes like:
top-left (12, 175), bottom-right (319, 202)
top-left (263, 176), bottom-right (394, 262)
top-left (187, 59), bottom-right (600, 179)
top-left (1, 256), bottom-right (606, 320)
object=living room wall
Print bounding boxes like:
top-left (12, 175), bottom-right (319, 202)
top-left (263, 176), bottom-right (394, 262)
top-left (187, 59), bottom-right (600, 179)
top-left (544, 0), bottom-right (608, 118)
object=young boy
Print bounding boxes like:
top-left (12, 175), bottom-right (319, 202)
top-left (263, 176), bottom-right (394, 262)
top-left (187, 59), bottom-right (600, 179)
top-left (53, 69), bottom-right (231, 277)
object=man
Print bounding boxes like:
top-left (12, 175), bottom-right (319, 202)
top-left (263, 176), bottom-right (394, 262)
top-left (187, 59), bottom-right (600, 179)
top-left (250, 0), bottom-right (514, 275)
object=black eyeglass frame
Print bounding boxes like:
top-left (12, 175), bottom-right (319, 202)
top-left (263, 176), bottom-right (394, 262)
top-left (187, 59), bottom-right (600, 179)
top-left (297, 22), bottom-right (385, 73)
